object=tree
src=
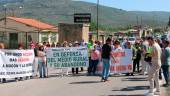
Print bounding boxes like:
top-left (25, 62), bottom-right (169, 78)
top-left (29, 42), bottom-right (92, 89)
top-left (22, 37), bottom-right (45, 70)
top-left (168, 16), bottom-right (170, 27)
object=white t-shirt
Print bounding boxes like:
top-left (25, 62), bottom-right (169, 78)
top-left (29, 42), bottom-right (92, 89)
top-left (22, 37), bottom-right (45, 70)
top-left (152, 43), bottom-right (162, 66)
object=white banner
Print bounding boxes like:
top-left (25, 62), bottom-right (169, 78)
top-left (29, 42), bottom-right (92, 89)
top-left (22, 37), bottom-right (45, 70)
top-left (97, 49), bottom-right (133, 74)
top-left (0, 49), bottom-right (35, 78)
top-left (46, 47), bottom-right (89, 68)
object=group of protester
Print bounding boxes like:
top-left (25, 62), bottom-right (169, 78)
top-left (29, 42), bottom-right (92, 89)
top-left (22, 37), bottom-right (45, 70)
top-left (0, 36), bottom-right (170, 95)
top-left (93, 36), bottom-right (170, 95)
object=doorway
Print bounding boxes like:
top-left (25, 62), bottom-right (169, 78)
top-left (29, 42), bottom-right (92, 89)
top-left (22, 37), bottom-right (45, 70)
top-left (9, 33), bottom-right (18, 49)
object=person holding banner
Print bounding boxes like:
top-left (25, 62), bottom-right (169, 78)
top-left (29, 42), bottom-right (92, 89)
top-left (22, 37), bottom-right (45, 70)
top-left (15, 43), bottom-right (24, 81)
top-left (125, 42), bottom-right (135, 76)
top-left (72, 41), bottom-right (80, 74)
top-left (112, 40), bottom-right (123, 75)
top-left (89, 44), bottom-right (100, 75)
top-left (0, 43), bottom-right (6, 83)
top-left (38, 45), bottom-right (47, 78)
top-left (101, 38), bottom-right (113, 82)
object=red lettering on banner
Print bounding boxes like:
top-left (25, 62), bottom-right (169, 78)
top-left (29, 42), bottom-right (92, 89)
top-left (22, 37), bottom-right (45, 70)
top-left (17, 58), bottom-right (30, 62)
top-left (110, 66), bottom-right (115, 71)
top-left (128, 64), bottom-right (132, 70)
top-left (23, 53), bottom-right (33, 56)
top-left (115, 65), bottom-right (127, 71)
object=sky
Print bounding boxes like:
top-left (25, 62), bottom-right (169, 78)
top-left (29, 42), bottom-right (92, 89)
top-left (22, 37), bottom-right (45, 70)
top-left (80, 0), bottom-right (170, 12)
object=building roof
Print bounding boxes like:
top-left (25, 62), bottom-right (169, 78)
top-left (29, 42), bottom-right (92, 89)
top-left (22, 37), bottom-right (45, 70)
top-left (7, 17), bottom-right (57, 31)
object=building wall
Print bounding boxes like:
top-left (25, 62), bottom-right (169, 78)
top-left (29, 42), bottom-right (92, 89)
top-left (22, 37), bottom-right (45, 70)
top-left (58, 23), bottom-right (89, 43)
top-left (0, 18), bottom-right (58, 48)
top-left (82, 24), bottom-right (89, 42)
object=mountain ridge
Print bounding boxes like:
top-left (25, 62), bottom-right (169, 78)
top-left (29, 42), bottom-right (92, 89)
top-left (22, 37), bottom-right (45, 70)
top-left (0, 0), bottom-right (169, 30)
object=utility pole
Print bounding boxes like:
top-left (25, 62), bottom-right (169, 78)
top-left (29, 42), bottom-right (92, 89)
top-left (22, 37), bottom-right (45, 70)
top-left (96, 0), bottom-right (99, 40)
top-left (136, 16), bottom-right (139, 26)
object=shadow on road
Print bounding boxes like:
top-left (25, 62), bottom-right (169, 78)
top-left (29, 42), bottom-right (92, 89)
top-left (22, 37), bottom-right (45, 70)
top-left (122, 77), bottom-right (147, 81)
top-left (69, 81), bottom-right (101, 84)
top-left (112, 86), bottom-right (149, 91)
top-left (108, 94), bottom-right (146, 96)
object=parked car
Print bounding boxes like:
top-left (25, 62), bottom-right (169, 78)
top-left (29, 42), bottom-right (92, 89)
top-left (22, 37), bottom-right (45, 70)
top-left (128, 37), bottom-right (136, 44)
top-left (161, 34), bottom-right (170, 41)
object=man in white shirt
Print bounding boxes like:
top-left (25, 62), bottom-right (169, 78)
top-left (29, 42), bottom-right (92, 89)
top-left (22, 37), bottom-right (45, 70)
top-left (147, 37), bottom-right (162, 95)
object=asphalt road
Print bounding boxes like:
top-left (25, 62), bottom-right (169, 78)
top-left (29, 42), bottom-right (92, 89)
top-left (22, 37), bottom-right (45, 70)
top-left (0, 72), bottom-right (168, 96)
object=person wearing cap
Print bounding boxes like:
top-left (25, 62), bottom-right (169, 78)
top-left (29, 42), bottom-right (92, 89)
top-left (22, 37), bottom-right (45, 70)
top-left (101, 38), bottom-right (113, 82)
top-left (161, 40), bottom-right (170, 87)
top-left (147, 37), bottom-right (162, 95)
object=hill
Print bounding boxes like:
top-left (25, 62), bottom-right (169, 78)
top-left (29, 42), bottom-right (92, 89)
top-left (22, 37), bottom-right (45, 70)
top-left (0, 0), bottom-right (170, 31)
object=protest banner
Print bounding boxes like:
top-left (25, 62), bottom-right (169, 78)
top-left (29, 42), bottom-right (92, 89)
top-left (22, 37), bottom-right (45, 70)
top-left (0, 49), bottom-right (35, 78)
top-left (46, 47), bottom-right (89, 68)
top-left (97, 49), bottom-right (133, 74)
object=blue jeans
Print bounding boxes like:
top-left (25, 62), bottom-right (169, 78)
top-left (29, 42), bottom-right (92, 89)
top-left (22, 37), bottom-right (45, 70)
top-left (102, 59), bottom-right (110, 79)
top-left (91, 60), bottom-right (99, 75)
top-left (38, 60), bottom-right (46, 78)
top-left (162, 65), bottom-right (169, 84)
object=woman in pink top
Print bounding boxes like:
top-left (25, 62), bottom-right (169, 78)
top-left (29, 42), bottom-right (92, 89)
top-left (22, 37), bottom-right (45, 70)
top-left (90, 44), bottom-right (101, 75)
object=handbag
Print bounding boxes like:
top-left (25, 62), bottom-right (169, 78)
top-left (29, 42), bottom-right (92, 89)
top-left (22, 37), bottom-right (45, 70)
top-left (144, 53), bottom-right (152, 62)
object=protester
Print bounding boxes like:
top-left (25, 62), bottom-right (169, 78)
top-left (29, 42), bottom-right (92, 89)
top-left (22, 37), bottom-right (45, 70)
top-left (161, 40), bottom-right (170, 87)
top-left (51, 42), bottom-right (56, 47)
top-left (89, 44), bottom-right (100, 75)
top-left (113, 40), bottom-right (122, 51)
top-left (133, 42), bottom-right (142, 73)
top-left (140, 37), bottom-right (149, 75)
top-left (63, 41), bottom-right (69, 47)
top-left (29, 41), bottom-right (35, 49)
top-left (18, 43), bottom-right (24, 50)
top-left (72, 41), bottom-right (80, 74)
top-left (113, 40), bottom-right (123, 75)
top-left (0, 43), bottom-right (6, 83)
top-left (101, 38), bottom-right (113, 82)
top-left (125, 42), bottom-right (135, 76)
top-left (96, 41), bottom-right (102, 52)
top-left (15, 43), bottom-right (24, 81)
top-left (87, 40), bottom-right (93, 74)
top-left (56, 42), bottom-right (61, 47)
top-left (33, 43), bottom-right (39, 78)
top-left (156, 39), bottom-right (164, 80)
top-left (46, 42), bottom-right (51, 48)
top-left (147, 37), bottom-right (162, 95)
top-left (42, 42), bottom-right (47, 51)
top-left (38, 45), bottom-right (47, 78)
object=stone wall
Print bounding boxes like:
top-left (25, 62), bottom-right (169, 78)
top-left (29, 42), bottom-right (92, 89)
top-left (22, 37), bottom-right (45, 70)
top-left (58, 23), bottom-right (89, 43)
